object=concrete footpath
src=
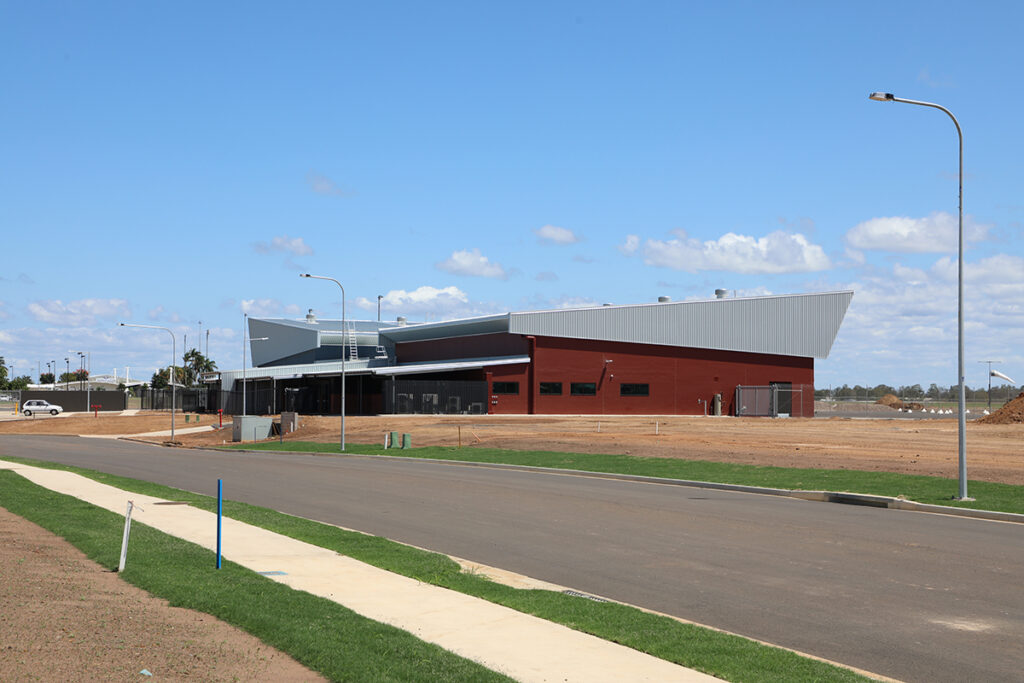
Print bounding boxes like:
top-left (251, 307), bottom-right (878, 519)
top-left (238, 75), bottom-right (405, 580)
top-left (0, 459), bottom-right (716, 683)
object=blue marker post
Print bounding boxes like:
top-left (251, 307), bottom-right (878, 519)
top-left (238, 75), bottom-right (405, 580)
top-left (216, 478), bottom-right (223, 569)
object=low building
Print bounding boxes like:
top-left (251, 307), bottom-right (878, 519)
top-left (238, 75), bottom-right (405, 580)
top-left (208, 290), bottom-right (852, 417)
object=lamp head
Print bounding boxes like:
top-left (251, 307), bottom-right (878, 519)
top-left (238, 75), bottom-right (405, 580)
top-left (300, 273), bottom-right (311, 278)
top-left (869, 92), bottom-right (895, 102)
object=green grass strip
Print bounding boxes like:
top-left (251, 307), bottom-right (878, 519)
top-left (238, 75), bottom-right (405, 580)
top-left (2, 457), bottom-right (868, 682)
top-left (0, 469), bottom-right (511, 683)
top-left (226, 441), bottom-right (1024, 515)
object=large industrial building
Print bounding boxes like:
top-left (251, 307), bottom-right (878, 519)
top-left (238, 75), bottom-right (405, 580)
top-left (209, 290), bottom-right (852, 418)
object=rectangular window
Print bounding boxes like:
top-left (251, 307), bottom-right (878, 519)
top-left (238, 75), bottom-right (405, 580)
top-left (492, 381), bottom-right (519, 395)
top-left (570, 382), bottom-right (597, 396)
top-left (620, 383), bottom-right (650, 397)
top-left (539, 382), bottom-right (562, 395)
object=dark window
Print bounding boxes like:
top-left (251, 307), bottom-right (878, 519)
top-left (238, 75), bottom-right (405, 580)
top-left (620, 383), bottom-right (650, 396)
top-left (570, 382), bottom-right (596, 396)
top-left (539, 382), bottom-right (562, 395)
top-left (492, 381), bottom-right (519, 395)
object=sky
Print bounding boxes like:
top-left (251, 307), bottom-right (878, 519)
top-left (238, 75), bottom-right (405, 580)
top-left (2, 2), bottom-right (1022, 391)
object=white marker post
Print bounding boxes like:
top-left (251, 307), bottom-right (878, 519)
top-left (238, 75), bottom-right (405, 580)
top-left (118, 501), bottom-right (135, 572)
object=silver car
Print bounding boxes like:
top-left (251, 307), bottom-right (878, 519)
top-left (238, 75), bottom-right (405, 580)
top-left (22, 399), bottom-right (63, 416)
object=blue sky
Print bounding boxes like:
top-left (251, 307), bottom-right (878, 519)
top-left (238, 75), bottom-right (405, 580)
top-left (2, 2), bottom-right (1022, 390)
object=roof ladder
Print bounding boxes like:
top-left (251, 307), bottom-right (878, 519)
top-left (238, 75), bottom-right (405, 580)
top-left (347, 322), bottom-right (358, 361)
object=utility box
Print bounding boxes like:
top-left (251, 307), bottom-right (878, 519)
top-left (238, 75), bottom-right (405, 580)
top-left (233, 416), bottom-right (273, 442)
top-left (280, 411), bottom-right (300, 434)
top-left (713, 393), bottom-right (722, 416)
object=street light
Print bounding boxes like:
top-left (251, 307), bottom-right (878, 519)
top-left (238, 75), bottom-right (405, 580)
top-left (241, 312), bottom-right (269, 417)
top-left (70, 350), bottom-right (91, 411)
top-left (300, 273), bottom-right (346, 451)
top-left (869, 91), bottom-right (969, 500)
top-left (120, 323), bottom-right (177, 442)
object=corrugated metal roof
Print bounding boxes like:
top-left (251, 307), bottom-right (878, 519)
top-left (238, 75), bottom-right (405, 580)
top-left (371, 355), bottom-right (530, 376)
top-left (508, 291), bottom-right (853, 359)
top-left (379, 314), bottom-right (509, 343)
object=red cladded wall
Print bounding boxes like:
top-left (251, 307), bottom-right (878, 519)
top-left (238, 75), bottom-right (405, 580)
top-left (523, 336), bottom-right (813, 416)
top-left (396, 333), bottom-right (814, 416)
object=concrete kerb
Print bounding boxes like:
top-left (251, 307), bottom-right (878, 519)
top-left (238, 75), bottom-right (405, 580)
top-left (216, 446), bottom-right (1024, 526)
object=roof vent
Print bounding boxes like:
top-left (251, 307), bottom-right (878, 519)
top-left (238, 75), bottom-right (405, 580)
top-left (602, 303), bottom-right (613, 307)
top-left (715, 289), bottom-right (728, 299)
top-left (306, 308), bottom-right (317, 323)
top-left (658, 296), bottom-right (671, 303)
top-left (397, 316), bottom-right (407, 326)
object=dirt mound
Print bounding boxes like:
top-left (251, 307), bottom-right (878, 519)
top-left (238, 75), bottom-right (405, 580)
top-left (875, 395), bottom-right (923, 411)
top-left (979, 391), bottom-right (1024, 424)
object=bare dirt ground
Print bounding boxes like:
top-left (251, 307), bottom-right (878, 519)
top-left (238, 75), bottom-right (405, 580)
top-left (1, 409), bottom-right (1021, 681)
top-left (0, 506), bottom-right (325, 682)
top-left (3, 409), bottom-right (1023, 484)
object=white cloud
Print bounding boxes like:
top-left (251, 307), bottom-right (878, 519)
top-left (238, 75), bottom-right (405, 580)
top-left (519, 295), bottom-right (603, 311)
top-left (618, 234), bottom-right (640, 255)
top-left (356, 285), bottom-right (494, 320)
top-left (844, 212), bottom-right (990, 253)
top-left (306, 171), bottom-right (352, 197)
top-left (818, 253), bottom-right (1024, 387)
top-left (436, 249), bottom-right (508, 279)
top-left (253, 235), bottom-right (314, 256)
top-left (642, 230), bottom-right (830, 274)
top-left (240, 299), bottom-right (284, 316)
top-left (27, 299), bottom-right (132, 326)
top-left (534, 224), bottom-right (579, 244)
top-left (535, 271), bottom-right (559, 282)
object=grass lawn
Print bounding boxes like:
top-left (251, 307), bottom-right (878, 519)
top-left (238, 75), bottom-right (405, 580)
top-left (0, 469), bottom-right (510, 683)
top-left (1, 457), bottom-right (870, 683)
top-left (226, 441), bottom-right (1024, 515)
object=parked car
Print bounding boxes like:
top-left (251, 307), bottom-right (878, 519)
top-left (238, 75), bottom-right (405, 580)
top-left (22, 399), bottom-right (63, 416)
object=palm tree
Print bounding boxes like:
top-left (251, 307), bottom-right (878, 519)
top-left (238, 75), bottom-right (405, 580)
top-left (183, 349), bottom-right (217, 387)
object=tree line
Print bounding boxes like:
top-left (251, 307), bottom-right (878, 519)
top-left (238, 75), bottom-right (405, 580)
top-left (0, 350), bottom-right (217, 392)
top-left (816, 383), bottom-right (1022, 401)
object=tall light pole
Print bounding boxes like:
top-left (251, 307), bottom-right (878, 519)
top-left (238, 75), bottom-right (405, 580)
top-left (241, 312), bottom-right (268, 416)
top-left (869, 91), bottom-right (969, 500)
top-left (300, 273), bottom-right (346, 451)
top-left (70, 350), bottom-right (91, 411)
top-left (120, 323), bottom-right (176, 442)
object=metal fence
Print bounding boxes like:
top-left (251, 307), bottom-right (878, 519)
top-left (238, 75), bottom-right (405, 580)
top-left (0, 390), bottom-right (21, 413)
top-left (384, 379), bottom-right (488, 415)
top-left (140, 388), bottom-right (210, 412)
top-left (735, 384), bottom-right (808, 417)
top-left (16, 390), bottom-right (126, 413)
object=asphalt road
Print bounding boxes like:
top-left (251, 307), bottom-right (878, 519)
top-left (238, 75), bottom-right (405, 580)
top-left (2, 435), bottom-right (1023, 682)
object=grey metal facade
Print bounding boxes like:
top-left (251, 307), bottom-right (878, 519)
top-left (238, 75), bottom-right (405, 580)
top-left (506, 291), bottom-right (852, 359)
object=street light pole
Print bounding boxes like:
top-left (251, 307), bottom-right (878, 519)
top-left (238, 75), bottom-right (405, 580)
top-left (241, 313), bottom-right (268, 417)
top-left (120, 323), bottom-right (176, 442)
top-left (869, 91), bottom-right (970, 500)
top-left (301, 273), bottom-right (346, 451)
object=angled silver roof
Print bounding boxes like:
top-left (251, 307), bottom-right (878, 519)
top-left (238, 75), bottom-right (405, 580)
top-left (380, 291), bottom-right (852, 359)
top-left (508, 291), bottom-right (853, 359)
